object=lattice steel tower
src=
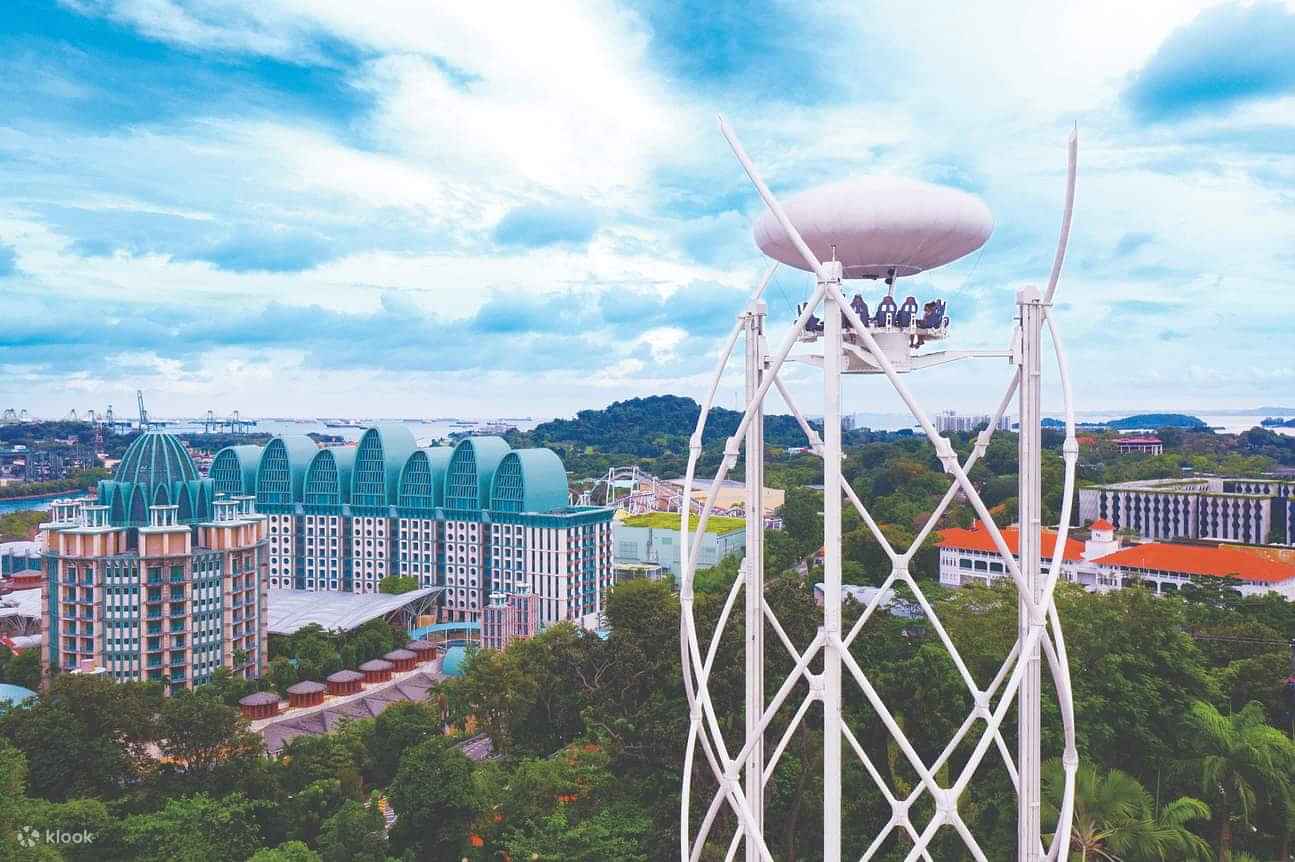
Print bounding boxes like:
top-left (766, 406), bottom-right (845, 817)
top-left (680, 118), bottom-right (1081, 862)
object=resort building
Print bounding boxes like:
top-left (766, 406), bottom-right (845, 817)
top-left (1078, 477), bottom-right (1293, 546)
top-left (1114, 435), bottom-right (1164, 455)
top-left (938, 518), bottom-right (1295, 598)
top-left (38, 430), bottom-right (269, 690)
top-left (209, 428), bottom-right (614, 630)
top-left (612, 511), bottom-right (746, 580)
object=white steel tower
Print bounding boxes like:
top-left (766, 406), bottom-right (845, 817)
top-left (680, 119), bottom-right (1081, 862)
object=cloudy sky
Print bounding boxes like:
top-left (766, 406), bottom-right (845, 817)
top-left (1, 0), bottom-right (1292, 422)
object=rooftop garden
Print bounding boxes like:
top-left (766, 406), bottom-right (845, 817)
top-left (620, 511), bottom-right (746, 533)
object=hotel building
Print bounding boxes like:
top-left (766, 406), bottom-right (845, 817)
top-left (39, 430), bottom-right (268, 689)
top-left (1078, 477), bottom-right (1293, 546)
top-left (209, 427), bottom-right (615, 630)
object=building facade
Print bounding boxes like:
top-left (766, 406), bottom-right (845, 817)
top-left (210, 428), bottom-right (615, 630)
top-left (1078, 477), bottom-right (1293, 546)
top-left (481, 590), bottom-right (540, 651)
top-left (39, 431), bottom-right (268, 690)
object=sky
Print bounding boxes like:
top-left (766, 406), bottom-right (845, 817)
top-left (1, 0), bottom-right (1293, 422)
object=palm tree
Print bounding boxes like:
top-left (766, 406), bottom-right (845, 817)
top-left (1042, 759), bottom-right (1212, 861)
top-left (1184, 700), bottom-right (1295, 861)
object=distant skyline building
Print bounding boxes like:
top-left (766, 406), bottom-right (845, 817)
top-left (933, 410), bottom-right (1012, 434)
top-left (38, 430), bottom-right (268, 690)
top-left (210, 427), bottom-right (614, 630)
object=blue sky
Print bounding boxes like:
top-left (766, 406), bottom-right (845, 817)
top-left (1, 0), bottom-right (1293, 420)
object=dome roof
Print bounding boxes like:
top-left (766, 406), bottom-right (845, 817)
top-left (753, 176), bottom-right (993, 279)
top-left (114, 431), bottom-right (199, 488)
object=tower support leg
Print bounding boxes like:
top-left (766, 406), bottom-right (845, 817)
top-left (821, 262), bottom-right (844, 862)
top-left (744, 301), bottom-right (767, 862)
top-left (1017, 286), bottom-right (1044, 861)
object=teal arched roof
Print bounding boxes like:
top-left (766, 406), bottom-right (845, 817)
top-left (209, 445), bottom-right (263, 497)
top-left (491, 448), bottom-right (569, 513)
top-left (255, 435), bottom-right (318, 508)
top-left (445, 437), bottom-right (511, 512)
top-left (304, 447), bottom-right (356, 510)
top-left (398, 447), bottom-right (452, 511)
top-left (115, 431), bottom-right (198, 488)
top-left (0, 683), bottom-right (35, 706)
top-left (351, 424), bottom-right (418, 511)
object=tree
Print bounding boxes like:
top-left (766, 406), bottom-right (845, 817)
top-left (389, 738), bottom-right (477, 860)
top-left (316, 795), bottom-right (387, 862)
top-left (122, 793), bottom-right (263, 862)
top-left (1184, 700), bottom-right (1295, 861)
top-left (283, 778), bottom-right (349, 847)
top-left (1042, 760), bottom-right (1211, 862)
top-left (366, 701), bottom-right (442, 786)
top-left (0, 674), bottom-right (161, 801)
top-left (248, 842), bottom-right (321, 862)
top-left (0, 649), bottom-right (41, 691)
top-left (378, 575), bottom-right (419, 594)
top-left (156, 690), bottom-right (263, 791)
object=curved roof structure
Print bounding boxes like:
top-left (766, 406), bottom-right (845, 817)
top-left (115, 431), bottom-right (199, 488)
top-left (491, 448), bottom-right (569, 513)
top-left (753, 176), bottom-right (993, 279)
top-left (209, 445), bottom-right (263, 497)
top-left (351, 424), bottom-right (418, 512)
top-left (304, 447), bottom-right (356, 510)
top-left (445, 436), bottom-right (511, 512)
top-left (256, 435), bottom-right (319, 509)
top-left (398, 447), bottom-right (453, 511)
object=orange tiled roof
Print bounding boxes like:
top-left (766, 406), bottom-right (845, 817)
top-left (1089, 518), bottom-right (1114, 531)
top-left (1094, 543), bottom-right (1295, 584)
top-left (938, 522), bottom-right (1084, 562)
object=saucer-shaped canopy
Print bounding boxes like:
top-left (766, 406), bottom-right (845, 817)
top-left (753, 176), bottom-right (993, 279)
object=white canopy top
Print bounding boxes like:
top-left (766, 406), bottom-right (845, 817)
top-left (753, 176), bottom-right (993, 279)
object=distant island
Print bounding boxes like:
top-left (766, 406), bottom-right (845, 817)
top-left (1262, 417), bottom-right (1295, 428)
top-left (1042, 413), bottom-right (1209, 430)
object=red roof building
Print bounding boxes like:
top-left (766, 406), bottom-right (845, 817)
top-left (939, 522), bottom-right (1084, 562)
top-left (1093, 543), bottom-right (1295, 586)
top-left (1115, 436), bottom-right (1163, 455)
